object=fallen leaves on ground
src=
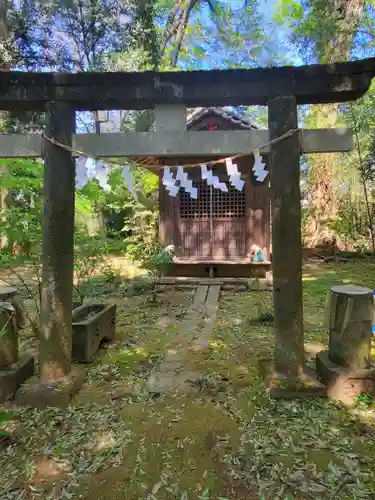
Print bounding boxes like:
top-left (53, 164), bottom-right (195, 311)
top-left (1, 261), bottom-right (375, 499)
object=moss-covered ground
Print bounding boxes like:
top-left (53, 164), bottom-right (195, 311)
top-left (1, 260), bottom-right (375, 499)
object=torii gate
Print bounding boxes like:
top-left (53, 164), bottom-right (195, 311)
top-left (1, 58), bottom-right (374, 406)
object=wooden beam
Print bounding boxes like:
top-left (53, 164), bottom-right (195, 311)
top-left (0, 129), bottom-right (353, 159)
top-left (39, 102), bottom-right (75, 383)
top-left (0, 58), bottom-right (374, 110)
top-left (268, 95), bottom-right (304, 377)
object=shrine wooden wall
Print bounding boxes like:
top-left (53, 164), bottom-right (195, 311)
top-left (158, 110), bottom-right (270, 263)
top-left (158, 156), bottom-right (270, 262)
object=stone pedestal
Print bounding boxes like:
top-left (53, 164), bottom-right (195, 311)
top-left (0, 354), bottom-right (35, 403)
top-left (317, 284), bottom-right (375, 405)
top-left (0, 298), bottom-right (34, 403)
top-left (15, 368), bottom-right (86, 409)
top-left (260, 360), bottom-right (326, 399)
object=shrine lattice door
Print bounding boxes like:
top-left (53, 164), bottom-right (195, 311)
top-left (178, 181), bottom-right (246, 260)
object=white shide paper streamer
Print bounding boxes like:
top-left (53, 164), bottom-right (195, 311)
top-left (75, 157), bottom-right (111, 192)
top-left (163, 166), bottom-right (198, 199)
top-left (122, 165), bottom-right (138, 201)
top-left (225, 157), bottom-right (244, 191)
top-left (160, 149), bottom-right (268, 199)
top-left (252, 149), bottom-right (268, 183)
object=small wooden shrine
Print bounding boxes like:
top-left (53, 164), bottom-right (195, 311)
top-left (157, 107), bottom-right (271, 278)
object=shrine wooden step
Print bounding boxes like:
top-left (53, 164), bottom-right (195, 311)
top-left (158, 277), bottom-right (245, 285)
top-left (173, 258), bottom-right (271, 266)
top-left (156, 276), bottom-right (273, 291)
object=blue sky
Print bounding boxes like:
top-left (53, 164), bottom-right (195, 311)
top-left (183, 0), bottom-right (302, 70)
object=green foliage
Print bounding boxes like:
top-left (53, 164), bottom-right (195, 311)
top-left (0, 205), bottom-right (42, 256)
top-left (123, 205), bottom-right (159, 262)
top-left (144, 245), bottom-right (174, 278)
top-left (0, 158), bottom-right (43, 257)
top-left (275, 0), bottom-right (365, 63)
top-left (122, 168), bottom-right (160, 265)
top-left (0, 410), bottom-right (14, 439)
top-left (128, 243), bottom-right (174, 304)
top-left (354, 392), bottom-right (375, 407)
top-left (167, 0), bottom-right (286, 69)
top-left (274, 0), bottom-right (374, 249)
top-left (248, 288), bottom-right (274, 325)
top-left (0, 158), bottom-right (124, 326)
top-left (120, 276), bottom-right (153, 297)
top-left (10, 0), bottom-right (139, 71)
top-left (328, 203), bottom-right (373, 251)
top-left (73, 230), bottom-right (113, 305)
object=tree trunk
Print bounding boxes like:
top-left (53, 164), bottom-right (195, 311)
top-left (304, 0), bottom-right (365, 247)
top-left (170, 0), bottom-right (197, 67)
top-left (0, 1), bottom-right (9, 248)
top-left (304, 104), bottom-right (340, 248)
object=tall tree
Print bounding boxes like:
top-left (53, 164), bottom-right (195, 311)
top-left (9, 0), bottom-right (137, 71)
top-left (0, 1), bottom-right (11, 248)
top-left (159, 0), bottom-right (267, 68)
top-left (276, 0), bottom-right (365, 247)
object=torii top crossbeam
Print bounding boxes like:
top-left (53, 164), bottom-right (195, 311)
top-left (0, 58), bottom-right (375, 111)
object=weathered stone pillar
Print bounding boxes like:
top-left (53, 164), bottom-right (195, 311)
top-left (317, 285), bottom-right (375, 405)
top-left (261, 96), bottom-right (325, 398)
top-left (268, 96), bottom-right (304, 377)
top-left (16, 102), bottom-right (85, 408)
top-left (0, 287), bottom-right (34, 403)
top-left (39, 101), bottom-right (75, 383)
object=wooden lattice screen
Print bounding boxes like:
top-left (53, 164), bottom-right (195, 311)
top-left (179, 181), bottom-right (245, 219)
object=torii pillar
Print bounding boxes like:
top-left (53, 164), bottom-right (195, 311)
top-left (263, 95), bottom-right (326, 397)
top-left (16, 102), bottom-right (86, 408)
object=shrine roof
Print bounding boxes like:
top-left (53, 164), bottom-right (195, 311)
top-left (186, 107), bottom-right (260, 130)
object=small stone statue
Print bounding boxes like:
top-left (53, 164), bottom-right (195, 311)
top-left (0, 288), bottom-right (34, 403)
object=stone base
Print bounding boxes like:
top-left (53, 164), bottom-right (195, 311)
top-left (0, 354), bottom-right (34, 403)
top-left (15, 367), bottom-right (86, 409)
top-left (260, 360), bottom-right (326, 399)
top-left (316, 350), bottom-right (375, 406)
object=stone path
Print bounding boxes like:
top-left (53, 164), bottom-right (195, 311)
top-left (147, 284), bottom-right (221, 394)
top-left (191, 285), bottom-right (221, 352)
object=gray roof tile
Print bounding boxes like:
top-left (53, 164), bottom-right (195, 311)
top-left (186, 107), bottom-right (260, 130)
